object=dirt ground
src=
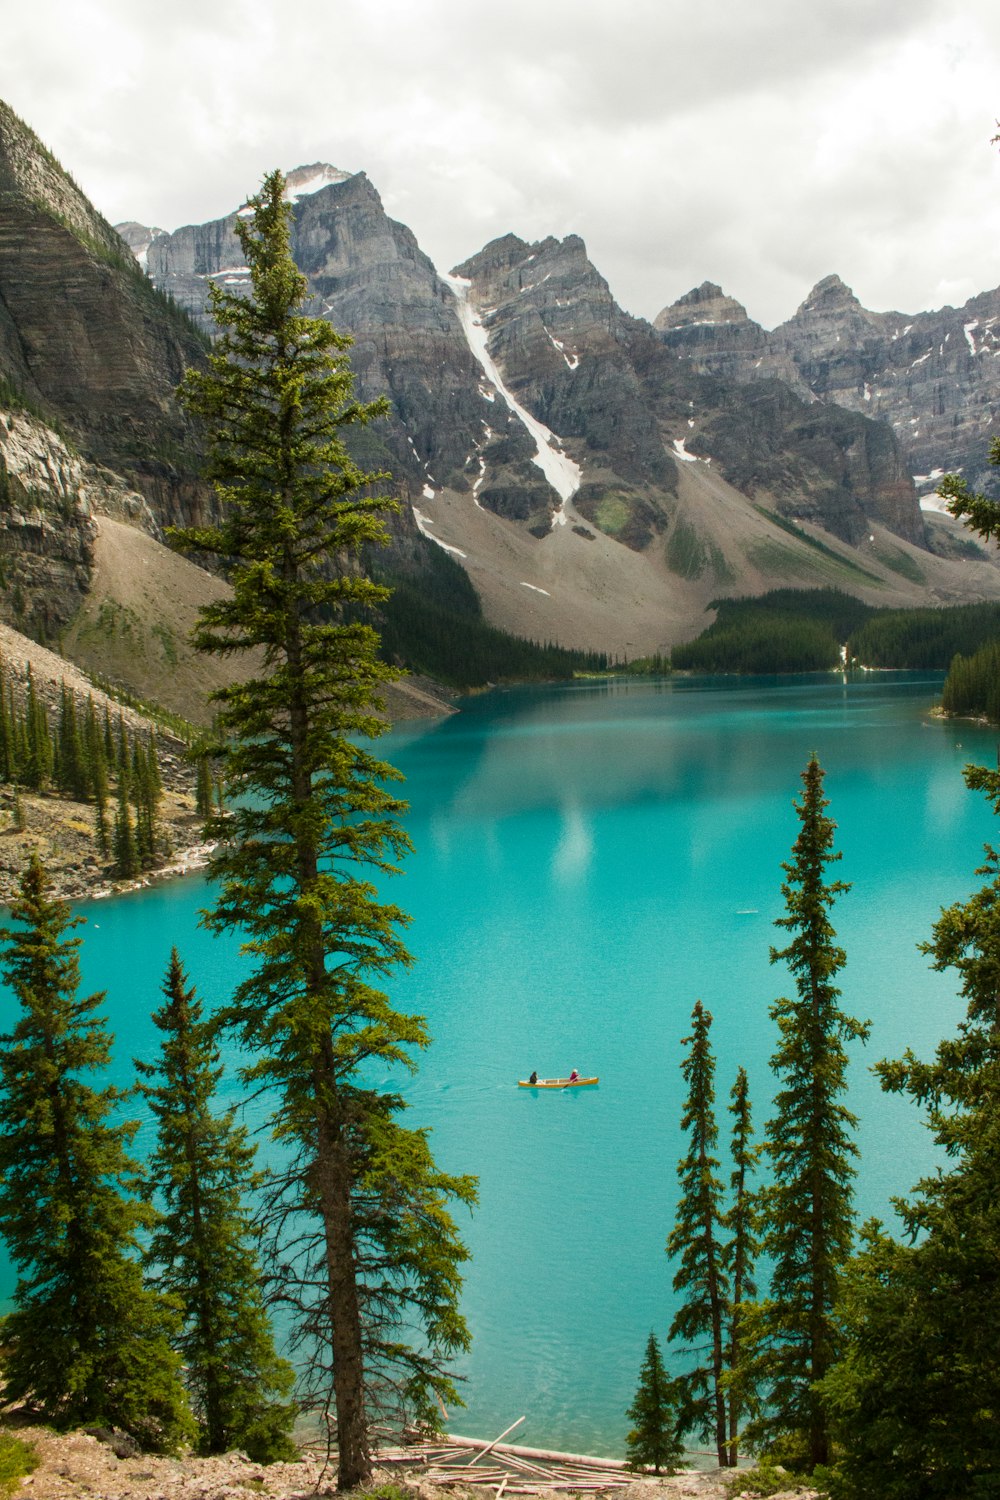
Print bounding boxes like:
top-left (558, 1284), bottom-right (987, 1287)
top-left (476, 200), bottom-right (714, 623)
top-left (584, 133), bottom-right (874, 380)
top-left (10, 1428), bottom-right (819, 1500)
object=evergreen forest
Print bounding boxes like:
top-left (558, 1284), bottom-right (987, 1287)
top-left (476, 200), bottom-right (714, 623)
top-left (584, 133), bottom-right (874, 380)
top-left (672, 589), bottom-right (1000, 680)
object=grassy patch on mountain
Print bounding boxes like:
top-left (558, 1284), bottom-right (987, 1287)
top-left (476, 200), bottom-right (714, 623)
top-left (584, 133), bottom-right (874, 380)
top-left (754, 506), bottom-right (885, 583)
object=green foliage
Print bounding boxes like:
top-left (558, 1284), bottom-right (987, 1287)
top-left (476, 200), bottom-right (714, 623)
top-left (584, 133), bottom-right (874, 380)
top-left (755, 510), bottom-right (884, 583)
top-left (850, 601), bottom-right (1000, 670)
top-left (361, 1486), bottom-right (411, 1500)
top-left (137, 951), bottom-right (297, 1462)
top-left (666, 518), bottom-right (709, 580)
top-left (0, 1430), bottom-right (38, 1495)
top-left (824, 761), bottom-right (1000, 1498)
top-left (81, 669), bottom-right (199, 744)
top-left (672, 590), bottom-right (870, 673)
top-left (0, 373), bottom-right (69, 440)
top-left (372, 548), bottom-right (609, 688)
top-left (175, 170), bottom-right (475, 1489)
top-left (112, 776), bottom-right (140, 878)
top-left (744, 758), bottom-right (868, 1470)
top-left (0, 855), bottom-right (193, 1450)
top-left (937, 434), bottom-right (1000, 546)
top-left (723, 1067), bottom-right (760, 1465)
top-left (673, 587), bottom-right (1000, 677)
top-left (941, 640), bottom-right (1000, 723)
top-left (625, 1332), bottom-right (685, 1473)
top-left (667, 1001), bottom-right (729, 1463)
top-left (724, 1456), bottom-right (808, 1496)
top-left (870, 543), bottom-right (925, 584)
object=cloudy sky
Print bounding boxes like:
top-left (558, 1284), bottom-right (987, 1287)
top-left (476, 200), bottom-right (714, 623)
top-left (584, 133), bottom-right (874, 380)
top-left (4, 0), bottom-right (1000, 328)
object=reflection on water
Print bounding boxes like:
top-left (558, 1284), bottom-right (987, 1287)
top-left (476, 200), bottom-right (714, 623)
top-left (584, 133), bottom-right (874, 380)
top-left (0, 672), bottom-right (994, 1456)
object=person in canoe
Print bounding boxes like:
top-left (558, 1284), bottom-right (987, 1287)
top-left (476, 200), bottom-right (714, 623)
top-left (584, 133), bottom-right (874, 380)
top-left (569, 1068), bottom-right (579, 1083)
top-left (528, 1070), bottom-right (538, 1085)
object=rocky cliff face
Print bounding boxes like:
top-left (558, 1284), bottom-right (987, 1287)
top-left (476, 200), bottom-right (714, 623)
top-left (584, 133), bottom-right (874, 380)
top-left (0, 405), bottom-right (160, 642)
top-left (134, 169), bottom-right (499, 513)
top-left (0, 100), bottom-right (209, 528)
top-left (129, 168), bottom-right (929, 561)
top-left (656, 272), bottom-right (1000, 502)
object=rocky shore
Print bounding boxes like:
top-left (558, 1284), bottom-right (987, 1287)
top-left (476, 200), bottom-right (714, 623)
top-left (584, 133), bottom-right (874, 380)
top-left (11, 1428), bottom-right (820, 1500)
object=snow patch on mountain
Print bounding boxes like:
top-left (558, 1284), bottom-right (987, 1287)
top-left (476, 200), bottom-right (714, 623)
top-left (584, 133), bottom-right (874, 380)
top-left (283, 164), bottom-right (353, 201)
top-left (440, 271), bottom-right (581, 521)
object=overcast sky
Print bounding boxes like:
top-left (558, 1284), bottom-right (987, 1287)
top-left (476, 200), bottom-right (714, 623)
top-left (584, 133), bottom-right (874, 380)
top-left (4, 0), bottom-right (1000, 328)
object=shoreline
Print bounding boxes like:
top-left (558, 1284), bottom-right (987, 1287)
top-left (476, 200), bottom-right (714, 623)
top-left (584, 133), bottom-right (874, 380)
top-left (86, 839), bottom-right (216, 904)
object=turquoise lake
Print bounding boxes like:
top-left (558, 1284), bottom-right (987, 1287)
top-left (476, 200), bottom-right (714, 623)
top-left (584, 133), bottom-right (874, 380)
top-left (2, 671), bottom-right (997, 1456)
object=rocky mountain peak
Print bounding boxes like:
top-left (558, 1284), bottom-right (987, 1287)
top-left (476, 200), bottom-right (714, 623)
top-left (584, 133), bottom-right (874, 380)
top-left (282, 163), bottom-right (353, 201)
top-left (115, 220), bottom-right (167, 268)
top-left (654, 281), bottom-right (751, 332)
top-left (794, 273), bottom-right (864, 319)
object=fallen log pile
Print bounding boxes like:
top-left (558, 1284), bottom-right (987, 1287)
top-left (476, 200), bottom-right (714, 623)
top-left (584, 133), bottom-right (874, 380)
top-left (378, 1417), bottom-right (639, 1496)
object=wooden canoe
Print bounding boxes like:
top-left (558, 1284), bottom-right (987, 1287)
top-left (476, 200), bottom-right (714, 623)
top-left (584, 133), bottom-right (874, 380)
top-left (518, 1076), bottom-right (599, 1089)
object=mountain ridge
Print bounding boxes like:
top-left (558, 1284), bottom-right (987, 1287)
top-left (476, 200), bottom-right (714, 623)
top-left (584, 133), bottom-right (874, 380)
top-left (656, 268), bottom-right (1000, 502)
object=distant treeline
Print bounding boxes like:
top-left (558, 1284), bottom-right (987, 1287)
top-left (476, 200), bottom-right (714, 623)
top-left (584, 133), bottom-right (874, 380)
top-left (850, 601), bottom-right (1000, 668)
top-left (673, 590), bottom-right (1000, 685)
top-left (371, 543), bottom-right (609, 688)
top-left (672, 590), bottom-right (871, 673)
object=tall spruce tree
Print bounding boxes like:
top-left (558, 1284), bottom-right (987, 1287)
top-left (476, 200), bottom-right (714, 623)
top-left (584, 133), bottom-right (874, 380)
top-left (0, 854), bottom-right (192, 1449)
top-left (174, 170), bottom-right (475, 1488)
top-left (137, 950), bottom-right (297, 1461)
top-left (625, 1333), bottom-right (685, 1474)
top-left (747, 755), bottom-right (868, 1470)
top-left (824, 761), bottom-right (1000, 1498)
top-left (667, 1000), bottom-right (729, 1465)
top-left (723, 1066), bottom-right (758, 1467)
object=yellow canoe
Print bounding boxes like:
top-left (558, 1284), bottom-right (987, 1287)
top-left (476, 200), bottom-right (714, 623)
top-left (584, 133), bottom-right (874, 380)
top-left (518, 1076), bottom-right (599, 1089)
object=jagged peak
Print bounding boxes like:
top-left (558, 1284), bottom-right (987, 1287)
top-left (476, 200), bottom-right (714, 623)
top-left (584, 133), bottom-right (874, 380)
top-left (796, 273), bottom-right (863, 317)
top-left (654, 281), bottom-right (750, 332)
top-left (452, 233), bottom-right (532, 280)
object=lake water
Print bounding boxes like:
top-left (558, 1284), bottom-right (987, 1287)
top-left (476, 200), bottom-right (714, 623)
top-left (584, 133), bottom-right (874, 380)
top-left (1, 672), bottom-right (996, 1457)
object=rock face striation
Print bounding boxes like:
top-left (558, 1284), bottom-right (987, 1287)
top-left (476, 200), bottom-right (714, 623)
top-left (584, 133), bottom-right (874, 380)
top-left (133, 173), bottom-right (932, 563)
top-left (656, 273), bottom-right (1000, 501)
top-left (0, 102), bottom-right (210, 530)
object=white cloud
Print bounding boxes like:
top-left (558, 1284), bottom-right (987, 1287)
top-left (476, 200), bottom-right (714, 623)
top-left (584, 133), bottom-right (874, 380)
top-left (3, 0), bottom-right (1000, 327)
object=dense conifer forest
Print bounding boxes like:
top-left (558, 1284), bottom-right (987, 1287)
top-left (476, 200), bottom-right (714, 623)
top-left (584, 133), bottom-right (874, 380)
top-left (372, 544), bottom-right (609, 687)
top-left (672, 589), bottom-right (1000, 683)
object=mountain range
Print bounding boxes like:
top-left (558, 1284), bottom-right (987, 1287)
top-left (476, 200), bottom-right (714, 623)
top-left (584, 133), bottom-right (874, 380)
top-left (2, 95), bottom-right (1000, 712)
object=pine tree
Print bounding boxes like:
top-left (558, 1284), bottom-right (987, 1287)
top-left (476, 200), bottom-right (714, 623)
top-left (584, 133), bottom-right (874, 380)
top-left (747, 755), bottom-right (868, 1470)
top-left (723, 1067), bottom-right (758, 1467)
top-left (21, 667), bottom-right (52, 791)
top-left (624, 1332), bottom-right (685, 1474)
top-left (174, 170), bottom-right (476, 1488)
top-left (132, 740), bottom-right (154, 866)
top-left (0, 655), bottom-right (14, 783)
top-left (137, 950), bottom-right (297, 1461)
top-left (0, 854), bottom-right (192, 1449)
top-left (56, 684), bottom-right (88, 801)
top-left (103, 703), bottom-right (115, 764)
top-left (195, 753), bottom-right (214, 818)
top-left (824, 760), bottom-right (1000, 1498)
top-left (112, 774), bottom-right (140, 878)
top-left (667, 1000), bottom-right (729, 1464)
